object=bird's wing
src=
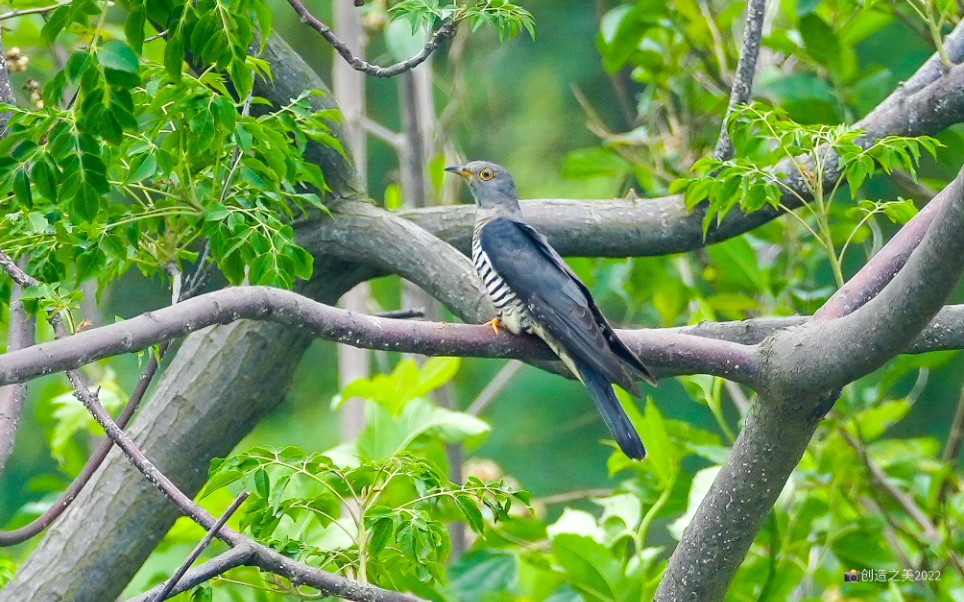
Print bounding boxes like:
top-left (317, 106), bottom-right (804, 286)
top-left (479, 217), bottom-right (654, 392)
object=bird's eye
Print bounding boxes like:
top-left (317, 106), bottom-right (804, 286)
top-left (479, 168), bottom-right (494, 181)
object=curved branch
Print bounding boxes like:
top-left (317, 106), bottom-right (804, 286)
top-left (658, 166), bottom-right (964, 599)
top-left (374, 25), bottom-right (964, 263)
top-left (286, 0), bottom-right (455, 78)
top-left (714, 0), bottom-right (766, 161)
top-left (299, 201), bottom-right (494, 324)
top-left (67, 357), bottom-right (423, 602)
top-left (0, 286), bottom-right (760, 387)
top-left (768, 165), bottom-right (964, 395)
top-left (3, 288), bottom-right (964, 393)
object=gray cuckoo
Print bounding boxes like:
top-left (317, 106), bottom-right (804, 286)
top-left (446, 160), bottom-right (656, 460)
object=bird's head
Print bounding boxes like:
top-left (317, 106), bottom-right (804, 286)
top-left (445, 160), bottom-right (520, 213)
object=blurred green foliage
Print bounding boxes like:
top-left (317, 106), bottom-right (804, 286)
top-left (0, 0), bottom-right (962, 600)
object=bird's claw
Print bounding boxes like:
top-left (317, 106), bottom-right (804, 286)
top-left (483, 317), bottom-right (501, 334)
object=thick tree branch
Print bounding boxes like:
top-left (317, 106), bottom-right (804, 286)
top-left (286, 0), bottom-right (455, 77)
top-left (767, 166), bottom-right (964, 395)
top-left (0, 286), bottom-right (758, 387)
top-left (373, 23), bottom-right (964, 265)
top-left (3, 287), bottom-right (964, 394)
top-left (656, 389), bottom-right (837, 601)
top-left (657, 164), bottom-right (964, 600)
top-left (299, 201), bottom-right (493, 324)
top-left (714, 0), bottom-right (765, 161)
top-left (0, 268), bottom-right (34, 474)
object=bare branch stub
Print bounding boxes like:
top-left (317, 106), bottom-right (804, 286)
top-left (286, 0), bottom-right (456, 77)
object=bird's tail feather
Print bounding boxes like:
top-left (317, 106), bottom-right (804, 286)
top-left (577, 362), bottom-right (646, 460)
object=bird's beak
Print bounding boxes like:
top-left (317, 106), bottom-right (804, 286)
top-left (445, 165), bottom-right (472, 178)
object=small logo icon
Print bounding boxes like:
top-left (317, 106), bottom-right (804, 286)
top-left (844, 569), bottom-right (860, 582)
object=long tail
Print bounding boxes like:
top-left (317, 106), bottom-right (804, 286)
top-left (576, 360), bottom-right (646, 460)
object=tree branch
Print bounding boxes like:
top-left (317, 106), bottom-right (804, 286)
top-left (0, 34), bottom-right (374, 601)
top-left (713, 0), bottom-right (765, 161)
top-left (286, 0), bottom-right (455, 77)
top-left (3, 286), bottom-right (964, 395)
top-left (656, 389), bottom-right (837, 601)
top-left (656, 164), bottom-right (964, 600)
top-left (128, 545), bottom-right (255, 602)
top-left (0, 265), bottom-right (34, 475)
top-left (63, 353), bottom-right (424, 602)
top-left (768, 166), bottom-right (964, 395)
top-left (0, 342), bottom-right (161, 545)
top-left (0, 1), bottom-right (70, 21)
top-left (0, 286), bottom-right (759, 387)
top-left (373, 24), bottom-right (964, 266)
top-left (151, 491), bottom-right (250, 602)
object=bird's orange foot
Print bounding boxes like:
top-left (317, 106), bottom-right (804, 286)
top-left (483, 317), bottom-right (501, 334)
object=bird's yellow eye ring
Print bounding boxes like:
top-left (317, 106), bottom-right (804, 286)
top-left (479, 168), bottom-right (495, 181)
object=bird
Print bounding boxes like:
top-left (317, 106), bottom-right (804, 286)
top-left (445, 160), bottom-right (656, 459)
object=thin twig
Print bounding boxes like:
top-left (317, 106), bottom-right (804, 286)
top-left (532, 488), bottom-right (614, 506)
top-left (0, 1), bottom-right (70, 22)
top-left (467, 361), bottom-right (524, 416)
top-left (0, 241), bottom-right (167, 545)
top-left (129, 545), bottom-right (255, 602)
top-left (838, 428), bottom-right (939, 539)
top-left (286, 0), bottom-right (456, 77)
top-left (0, 344), bottom-right (164, 545)
top-left (375, 308), bottom-right (425, 320)
top-left (153, 491), bottom-right (250, 602)
top-left (713, 0), bottom-right (766, 161)
top-left (0, 248), bottom-right (37, 287)
top-left (938, 385), bottom-right (964, 505)
top-left (65, 364), bottom-right (423, 601)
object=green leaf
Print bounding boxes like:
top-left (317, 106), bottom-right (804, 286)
top-left (255, 468), bottom-right (271, 501)
top-left (164, 33), bottom-right (186, 81)
top-left (550, 533), bottom-right (624, 601)
top-left (636, 398), bottom-right (677, 486)
top-left (199, 468), bottom-right (244, 499)
top-left (13, 168), bottom-right (32, 208)
top-left (853, 399), bottom-right (912, 441)
top-left (454, 494), bottom-right (486, 534)
top-left (99, 40), bottom-right (139, 75)
top-left (356, 398), bottom-right (490, 460)
top-left (799, 14), bottom-right (840, 66)
top-left (126, 153), bottom-right (157, 183)
top-left (125, 1), bottom-right (147, 53)
top-left (411, 357), bottom-right (461, 398)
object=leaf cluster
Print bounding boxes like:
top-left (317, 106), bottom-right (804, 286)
top-left (196, 357), bottom-right (528, 597)
top-left (389, 0), bottom-right (535, 41)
